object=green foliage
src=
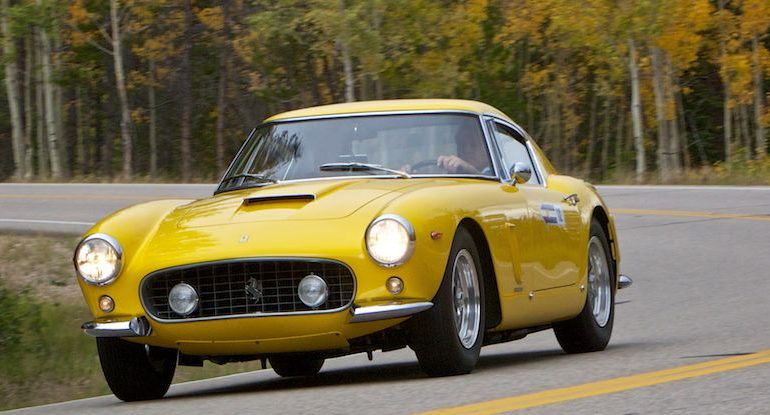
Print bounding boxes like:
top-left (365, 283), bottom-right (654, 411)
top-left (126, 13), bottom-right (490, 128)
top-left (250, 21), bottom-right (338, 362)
top-left (712, 154), bottom-right (770, 184)
top-left (0, 284), bottom-right (24, 351)
top-left (0, 281), bottom-right (104, 409)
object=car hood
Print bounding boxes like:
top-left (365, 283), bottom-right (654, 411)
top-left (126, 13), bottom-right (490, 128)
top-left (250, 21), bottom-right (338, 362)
top-left (175, 179), bottom-right (425, 229)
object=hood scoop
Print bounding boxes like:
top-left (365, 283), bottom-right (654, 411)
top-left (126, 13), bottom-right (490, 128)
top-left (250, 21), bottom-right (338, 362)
top-left (242, 193), bottom-right (316, 205)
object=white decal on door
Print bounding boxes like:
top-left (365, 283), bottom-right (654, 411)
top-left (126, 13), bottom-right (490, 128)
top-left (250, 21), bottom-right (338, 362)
top-left (540, 204), bottom-right (565, 226)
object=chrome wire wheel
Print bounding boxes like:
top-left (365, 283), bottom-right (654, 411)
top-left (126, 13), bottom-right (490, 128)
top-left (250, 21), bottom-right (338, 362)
top-left (587, 236), bottom-right (612, 327)
top-left (452, 249), bottom-right (481, 349)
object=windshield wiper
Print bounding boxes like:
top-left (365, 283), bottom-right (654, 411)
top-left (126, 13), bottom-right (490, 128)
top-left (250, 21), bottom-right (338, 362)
top-left (319, 162), bottom-right (411, 179)
top-left (220, 173), bottom-right (277, 187)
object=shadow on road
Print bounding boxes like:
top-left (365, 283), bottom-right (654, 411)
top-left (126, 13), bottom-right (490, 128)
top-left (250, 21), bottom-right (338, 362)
top-left (164, 348), bottom-right (575, 401)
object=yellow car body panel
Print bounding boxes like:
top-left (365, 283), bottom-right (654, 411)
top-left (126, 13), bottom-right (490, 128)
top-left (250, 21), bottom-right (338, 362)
top-left (76, 99), bottom-right (621, 359)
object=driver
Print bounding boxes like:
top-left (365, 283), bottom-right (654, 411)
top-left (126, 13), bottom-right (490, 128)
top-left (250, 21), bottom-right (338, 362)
top-left (402, 122), bottom-right (492, 174)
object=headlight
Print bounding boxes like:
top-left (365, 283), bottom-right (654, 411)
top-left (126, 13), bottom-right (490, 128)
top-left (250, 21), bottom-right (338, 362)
top-left (366, 214), bottom-right (415, 267)
top-left (74, 234), bottom-right (123, 286)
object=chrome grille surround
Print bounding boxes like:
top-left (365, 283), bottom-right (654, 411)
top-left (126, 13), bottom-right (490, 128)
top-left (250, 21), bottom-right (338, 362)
top-left (140, 258), bottom-right (356, 323)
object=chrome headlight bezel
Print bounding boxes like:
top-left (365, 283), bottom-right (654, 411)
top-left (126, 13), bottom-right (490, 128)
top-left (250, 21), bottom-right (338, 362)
top-left (73, 233), bottom-right (123, 286)
top-left (365, 214), bottom-right (416, 268)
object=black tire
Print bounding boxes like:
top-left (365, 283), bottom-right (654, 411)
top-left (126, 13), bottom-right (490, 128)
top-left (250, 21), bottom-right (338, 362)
top-left (96, 338), bottom-right (177, 401)
top-left (409, 227), bottom-right (485, 377)
top-left (269, 355), bottom-right (325, 377)
top-left (553, 219), bottom-right (615, 353)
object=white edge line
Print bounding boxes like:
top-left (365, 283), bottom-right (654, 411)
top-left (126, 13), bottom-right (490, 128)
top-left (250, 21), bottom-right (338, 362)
top-left (0, 183), bottom-right (216, 187)
top-left (1, 370), bottom-right (265, 413)
top-left (0, 219), bottom-right (95, 226)
top-left (597, 185), bottom-right (770, 191)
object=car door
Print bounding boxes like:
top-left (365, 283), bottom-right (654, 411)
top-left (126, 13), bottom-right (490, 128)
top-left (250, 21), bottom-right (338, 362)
top-left (488, 120), bottom-right (581, 292)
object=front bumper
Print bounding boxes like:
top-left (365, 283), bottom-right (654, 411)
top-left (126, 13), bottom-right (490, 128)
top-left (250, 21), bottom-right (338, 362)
top-left (82, 301), bottom-right (432, 339)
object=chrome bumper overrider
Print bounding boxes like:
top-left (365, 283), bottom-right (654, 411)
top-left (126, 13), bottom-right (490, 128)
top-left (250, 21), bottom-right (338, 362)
top-left (350, 302), bottom-right (433, 323)
top-left (618, 274), bottom-right (633, 289)
top-left (82, 317), bottom-right (151, 337)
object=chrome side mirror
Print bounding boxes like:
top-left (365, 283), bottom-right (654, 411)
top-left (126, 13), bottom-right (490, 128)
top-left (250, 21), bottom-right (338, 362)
top-left (509, 162), bottom-right (532, 184)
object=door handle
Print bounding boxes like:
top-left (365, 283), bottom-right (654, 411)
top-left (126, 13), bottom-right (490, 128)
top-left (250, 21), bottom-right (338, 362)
top-left (562, 194), bottom-right (580, 206)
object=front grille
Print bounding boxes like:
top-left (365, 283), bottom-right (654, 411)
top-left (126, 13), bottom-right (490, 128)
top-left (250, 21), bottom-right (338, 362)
top-left (141, 259), bottom-right (355, 321)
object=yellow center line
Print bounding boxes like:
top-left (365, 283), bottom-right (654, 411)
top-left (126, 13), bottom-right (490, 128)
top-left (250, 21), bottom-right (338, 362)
top-left (417, 350), bottom-right (770, 415)
top-left (611, 208), bottom-right (770, 222)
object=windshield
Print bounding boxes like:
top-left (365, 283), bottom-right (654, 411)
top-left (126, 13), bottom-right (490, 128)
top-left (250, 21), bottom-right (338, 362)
top-left (217, 113), bottom-right (495, 193)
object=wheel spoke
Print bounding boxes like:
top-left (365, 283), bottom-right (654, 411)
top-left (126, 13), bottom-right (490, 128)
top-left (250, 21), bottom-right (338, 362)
top-left (451, 249), bottom-right (481, 349)
top-left (586, 237), bottom-right (611, 327)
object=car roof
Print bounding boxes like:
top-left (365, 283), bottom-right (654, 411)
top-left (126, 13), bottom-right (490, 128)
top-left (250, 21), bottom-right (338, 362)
top-left (264, 99), bottom-right (514, 123)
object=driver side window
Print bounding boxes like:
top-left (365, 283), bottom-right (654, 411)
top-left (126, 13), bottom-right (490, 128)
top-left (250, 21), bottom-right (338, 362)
top-left (491, 122), bottom-right (540, 185)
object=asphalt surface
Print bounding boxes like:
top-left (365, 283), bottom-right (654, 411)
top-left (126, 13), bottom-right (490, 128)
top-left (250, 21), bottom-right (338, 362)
top-left (2, 184), bottom-right (770, 414)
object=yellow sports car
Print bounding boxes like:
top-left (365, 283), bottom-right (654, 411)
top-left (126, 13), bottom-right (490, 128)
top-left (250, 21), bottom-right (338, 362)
top-left (74, 99), bottom-right (631, 401)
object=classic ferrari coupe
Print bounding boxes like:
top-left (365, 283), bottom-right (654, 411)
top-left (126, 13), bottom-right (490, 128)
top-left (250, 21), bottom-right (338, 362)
top-left (74, 99), bottom-right (631, 401)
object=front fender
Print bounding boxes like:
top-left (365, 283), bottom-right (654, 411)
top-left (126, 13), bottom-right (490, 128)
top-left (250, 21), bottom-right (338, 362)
top-left (76, 199), bottom-right (194, 316)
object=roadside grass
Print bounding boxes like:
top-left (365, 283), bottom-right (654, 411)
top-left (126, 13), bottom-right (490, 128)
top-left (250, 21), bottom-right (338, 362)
top-left (0, 233), bottom-right (263, 411)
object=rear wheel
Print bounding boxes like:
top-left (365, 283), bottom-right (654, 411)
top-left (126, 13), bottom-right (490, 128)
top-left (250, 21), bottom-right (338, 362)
top-left (553, 219), bottom-right (615, 353)
top-left (269, 355), bottom-right (325, 377)
top-left (409, 227), bottom-right (485, 376)
top-left (96, 338), bottom-right (177, 401)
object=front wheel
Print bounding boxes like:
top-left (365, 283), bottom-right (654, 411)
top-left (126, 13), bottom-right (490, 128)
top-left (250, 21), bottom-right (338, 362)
top-left (553, 219), bottom-right (615, 353)
top-left (96, 338), bottom-right (177, 401)
top-left (269, 355), bottom-right (325, 377)
top-left (409, 227), bottom-right (485, 377)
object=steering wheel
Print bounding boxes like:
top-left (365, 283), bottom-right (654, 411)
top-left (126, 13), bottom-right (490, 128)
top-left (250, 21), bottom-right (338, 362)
top-left (409, 159), bottom-right (444, 171)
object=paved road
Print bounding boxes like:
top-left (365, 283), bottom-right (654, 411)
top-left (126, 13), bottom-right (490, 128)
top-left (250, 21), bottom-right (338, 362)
top-left (0, 183), bottom-right (216, 234)
top-left (2, 184), bottom-right (770, 414)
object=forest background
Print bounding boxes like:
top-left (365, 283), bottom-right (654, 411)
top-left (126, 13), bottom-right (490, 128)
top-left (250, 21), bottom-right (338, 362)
top-left (1, 0), bottom-right (770, 184)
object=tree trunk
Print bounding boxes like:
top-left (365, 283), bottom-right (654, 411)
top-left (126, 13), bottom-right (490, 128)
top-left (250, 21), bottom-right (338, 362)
top-left (600, 98), bottom-right (611, 180)
top-left (0, 0), bottom-right (27, 180)
top-left (2, 0), bottom-right (27, 180)
top-left (53, 34), bottom-right (68, 177)
top-left (584, 89), bottom-right (598, 177)
top-left (215, 0), bottom-right (230, 176)
top-left (180, 0), bottom-right (193, 181)
top-left (34, 33), bottom-right (48, 178)
top-left (665, 57), bottom-right (681, 177)
top-left (686, 106), bottom-right (708, 165)
top-left (718, 0), bottom-right (732, 162)
top-left (323, 56), bottom-right (339, 102)
top-left (111, 0), bottom-right (133, 178)
top-left (542, 94), bottom-right (553, 157)
top-left (148, 59), bottom-right (158, 178)
top-left (340, 40), bottom-right (354, 102)
top-left (305, 54), bottom-right (322, 105)
top-left (75, 87), bottom-right (85, 175)
top-left (374, 74), bottom-right (383, 100)
top-left (676, 88), bottom-right (691, 169)
top-left (215, 54), bottom-right (228, 175)
top-left (37, 6), bottom-right (62, 179)
top-left (615, 99), bottom-right (625, 175)
top-left (101, 52), bottom-right (116, 177)
top-left (739, 104), bottom-right (751, 159)
top-left (23, 33), bottom-right (33, 178)
top-left (628, 38), bottom-right (645, 183)
top-left (752, 35), bottom-right (766, 157)
top-left (651, 46), bottom-right (670, 182)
